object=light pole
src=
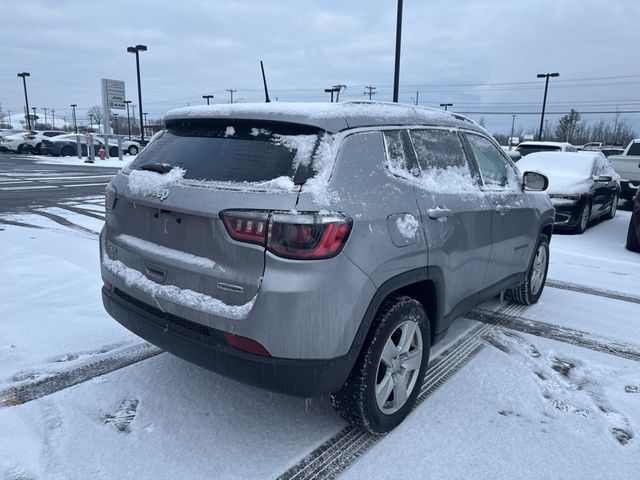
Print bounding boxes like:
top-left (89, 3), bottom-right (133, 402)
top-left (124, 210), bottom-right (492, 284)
top-left (393, 0), bottom-right (403, 103)
top-left (31, 107), bottom-right (37, 127)
top-left (70, 104), bottom-right (78, 133)
top-left (510, 114), bottom-right (516, 150)
top-left (17, 72), bottom-right (31, 129)
top-left (203, 95), bottom-right (214, 105)
top-left (124, 100), bottom-right (132, 140)
top-left (89, 114), bottom-right (95, 131)
top-left (440, 103), bottom-right (453, 111)
top-left (143, 112), bottom-right (148, 137)
top-left (127, 44), bottom-right (147, 143)
top-left (113, 113), bottom-right (119, 135)
top-left (42, 108), bottom-right (48, 128)
top-left (226, 89), bottom-right (237, 104)
top-left (537, 72), bottom-right (559, 141)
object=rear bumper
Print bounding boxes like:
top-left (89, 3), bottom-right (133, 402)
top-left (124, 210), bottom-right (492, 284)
top-left (102, 286), bottom-right (359, 397)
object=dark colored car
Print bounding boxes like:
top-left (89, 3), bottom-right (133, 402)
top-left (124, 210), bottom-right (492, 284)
top-left (517, 151), bottom-right (621, 234)
top-left (626, 188), bottom-right (640, 252)
top-left (40, 134), bottom-right (104, 156)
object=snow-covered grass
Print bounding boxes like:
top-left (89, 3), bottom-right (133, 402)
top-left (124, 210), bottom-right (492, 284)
top-left (0, 198), bottom-right (638, 479)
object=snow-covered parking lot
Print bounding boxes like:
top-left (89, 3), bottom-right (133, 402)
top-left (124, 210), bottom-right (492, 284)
top-left (0, 199), bottom-right (639, 479)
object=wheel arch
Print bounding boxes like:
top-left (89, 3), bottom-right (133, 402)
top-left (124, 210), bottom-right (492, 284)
top-left (350, 267), bottom-right (444, 353)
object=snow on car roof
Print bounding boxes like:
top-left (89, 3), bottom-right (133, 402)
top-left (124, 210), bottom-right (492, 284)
top-left (163, 101), bottom-right (482, 134)
top-left (517, 151), bottom-right (600, 178)
top-left (517, 141), bottom-right (575, 147)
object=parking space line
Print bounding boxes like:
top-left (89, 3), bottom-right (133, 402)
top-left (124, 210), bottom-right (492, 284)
top-left (0, 185), bottom-right (58, 191)
top-left (547, 279), bottom-right (640, 305)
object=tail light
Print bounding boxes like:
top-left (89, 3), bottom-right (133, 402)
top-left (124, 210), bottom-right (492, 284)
top-left (105, 184), bottom-right (117, 211)
top-left (223, 332), bottom-right (270, 357)
top-left (220, 210), bottom-right (352, 260)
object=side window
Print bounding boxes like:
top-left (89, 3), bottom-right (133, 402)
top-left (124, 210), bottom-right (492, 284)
top-left (409, 129), bottom-right (479, 192)
top-left (382, 130), bottom-right (419, 178)
top-left (465, 133), bottom-right (517, 190)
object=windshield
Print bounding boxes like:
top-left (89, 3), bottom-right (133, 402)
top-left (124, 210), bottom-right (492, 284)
top-left (516, 144), bottom-right (562, 156)
top-left (129, 119), bottom-right (322, 185)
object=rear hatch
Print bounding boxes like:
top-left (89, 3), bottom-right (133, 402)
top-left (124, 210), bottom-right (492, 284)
top-left (107, 118), bottom-right (323, 309)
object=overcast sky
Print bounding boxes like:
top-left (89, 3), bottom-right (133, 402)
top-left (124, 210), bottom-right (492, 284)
top-left (1, 0), bottom-right (639, 134)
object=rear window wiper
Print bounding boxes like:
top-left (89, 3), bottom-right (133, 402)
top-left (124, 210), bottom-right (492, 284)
top-left (137, 163), bottom-right (174, 174)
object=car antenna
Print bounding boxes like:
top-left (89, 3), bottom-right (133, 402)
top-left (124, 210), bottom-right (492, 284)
top-left (260, 60), bottom-right (271, 103)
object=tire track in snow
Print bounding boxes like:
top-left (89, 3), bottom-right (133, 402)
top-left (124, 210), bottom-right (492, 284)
top-left (547, 279), bottom-right (640, 305)
top-left (467, 308), bottom-right (640, 363)
top-left (0, 343), bottom-right (162, 408)
top-left (276, 310), bottom-right (519, 480)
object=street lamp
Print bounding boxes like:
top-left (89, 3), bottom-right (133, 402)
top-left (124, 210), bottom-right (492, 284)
top-left (536, 72), bottom-right (559, 141)
top-left (440, 103), bottom-right (453, 111)
top-left (127, 44), bottom-right (147, 143)
top-left (123, 100), bottom-right (132, 140)
top-left (17, 72), bottom-right (31, 129)
top-left (113, 113), bottom-right (119, 135)
top-left (70, 104), bottom-right (78, 133)
top-left (203, 95), bottom-right (214, 105)
top-left (393, 0), bottom-right (403, 102)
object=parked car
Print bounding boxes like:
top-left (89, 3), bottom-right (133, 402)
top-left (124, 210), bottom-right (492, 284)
top-left (516, 141), bottom-right (578, 157)
top-left (517, 151), bottom-right (621, 233)
top-left (580, 142), bottom-right (603, 151)
top-left (608, 138), bottom-right (640, 202)
top-left (600, 145), bottom-right (625, 157)
top-left (100, 102), bottom-right (553, 434)
top-left (23, 130), bottom-right (69, 153)
top-left (626, 187), bottom-right (640, 252)
top-left (0, 131), bottom-right (36, 153)
top-left (40, 134), bottom-right (104, 157)
top-left (0, 129), bottom-right (27, 141)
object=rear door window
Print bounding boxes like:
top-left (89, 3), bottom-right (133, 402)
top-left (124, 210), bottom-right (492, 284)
top-left (382, 130), bottom-right (419, 179)
top-left (408, 128), bottom-right (479, 192)
top-left (129, 119), bottom-right (323, 185)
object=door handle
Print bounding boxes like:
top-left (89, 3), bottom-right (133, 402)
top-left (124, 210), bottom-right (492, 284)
top-left (495, 205), bottom-right (511, 215)
top-left (427, 208), bottom-right (453, 219)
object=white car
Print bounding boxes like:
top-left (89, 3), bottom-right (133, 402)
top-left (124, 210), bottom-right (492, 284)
top-left (0, 131), bottom-right (36, 153)
top-left (1, 130), bottom-right (67, 154)
top-left (516, 141), bottom-right (578, 157)
top-left (93, 136), bottom-right (141, 155)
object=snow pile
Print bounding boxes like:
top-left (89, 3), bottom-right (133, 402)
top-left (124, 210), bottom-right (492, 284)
top-left (115, 234), bottom-right (222, 271)
top-left (224, 126), bottom-right (235, 137)
top-left (396, 214), bottom-right (419, 239)
top-left (182, 176), bottom-right (296, 192)
top-left (103, 257), bottom-right (255, 320)
top-left (250, 128), bottom-right (271, 136)
top-left (128, 167), bottom-right (186, 199)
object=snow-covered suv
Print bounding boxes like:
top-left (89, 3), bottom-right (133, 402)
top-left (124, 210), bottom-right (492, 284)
top-left (101, 102), bottom-right (554, 433)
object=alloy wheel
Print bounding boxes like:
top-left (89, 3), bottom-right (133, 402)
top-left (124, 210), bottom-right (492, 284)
top-left (530, 244), bottom-right (547, 296)
top-left (375, 320), bottom-right (423, 415)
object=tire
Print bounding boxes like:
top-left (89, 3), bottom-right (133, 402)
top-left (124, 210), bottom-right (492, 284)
top-left (626, 212), bottom-right (640, 252)
top-left (34, 143), bottom-right (42, 155)
top-left (574, 201), bottom-right (591, 234)
top-left (508, 234), bottom-right (549, 306)
top-left (605, 194), bottom-right (618, 220)
top-left (127, 145), bottom-right (139, 155)
top-left (109, 147), bottom-right (118, 157)
top-left (330, 296), bottom-right (430, 435)
top-left (16, 144), bottom-right (24, 154)
top-left (61, 146), bottom-right (74, 157)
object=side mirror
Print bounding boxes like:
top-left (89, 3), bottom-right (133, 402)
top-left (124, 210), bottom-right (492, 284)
top-left (506, 150), bottom-right (521, 162)
top-left (523, 171), bottom-right (548, 191)
top-left (595, 175), bottom-right (612, 183)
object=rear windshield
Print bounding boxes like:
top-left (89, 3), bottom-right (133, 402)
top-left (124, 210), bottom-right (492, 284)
top-left (516, 144), bottom-right (561, 156)
top-left (129, 119), bottom-right (323, 184)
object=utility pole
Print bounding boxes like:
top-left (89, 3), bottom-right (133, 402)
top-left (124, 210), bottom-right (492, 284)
top-left (509, 114), bottom-right (516, 150)
top-left (364, 85), bottom-right (377, 100)
top-left (42, 108), bottom-right (48, 127)
top-left (226, 89), bottom-right (237, 104)
top-left (392, 0), bottom-right (403, 103)
top-left (536, 72), bottom-right (559, 141)
top-left (131, 105), bottom-right (136, 133)
top-left (440, 103), bottom-right (453, 111)
top-left (32, 107), bottom-right (37, 127)
top-left (414, 91), bottom-right (419, 105)
top-left (332, 84), bottom-right (346, 102)
top-left (143, 112), bottom-right (148, 137)
top-left (124, 100), bottom-right (132, 140)
top-left (51, 109), bottom-right (55, 129)
top-left (70, 104), bottom-right (78, 133)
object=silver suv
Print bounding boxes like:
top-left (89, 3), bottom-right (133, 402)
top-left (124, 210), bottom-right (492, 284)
top-left (101, 102), bottom-right (554, 434)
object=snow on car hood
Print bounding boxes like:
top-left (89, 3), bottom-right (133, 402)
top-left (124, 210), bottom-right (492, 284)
top-left (545, 174), bottom-right (592, 195)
